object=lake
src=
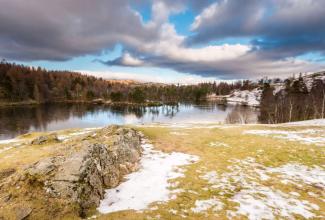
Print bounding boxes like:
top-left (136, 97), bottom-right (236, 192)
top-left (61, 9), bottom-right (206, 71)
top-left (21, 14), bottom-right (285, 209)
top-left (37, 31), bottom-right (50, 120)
top-left (0, 102), bottom-right (260, 140)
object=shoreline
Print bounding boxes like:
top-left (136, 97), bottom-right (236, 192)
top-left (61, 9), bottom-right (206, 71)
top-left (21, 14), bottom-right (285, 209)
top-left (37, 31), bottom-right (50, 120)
top-left (0, 100), bottom-right (178, 108)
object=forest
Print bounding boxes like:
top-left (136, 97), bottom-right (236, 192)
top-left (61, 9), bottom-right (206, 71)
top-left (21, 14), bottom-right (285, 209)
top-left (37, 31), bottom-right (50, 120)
top-left (2, 61), bottom-right (324, 124)
top-left (0, 61), bottom-right (257, 104)
top-left (259, 73), bottom-right (325, 123)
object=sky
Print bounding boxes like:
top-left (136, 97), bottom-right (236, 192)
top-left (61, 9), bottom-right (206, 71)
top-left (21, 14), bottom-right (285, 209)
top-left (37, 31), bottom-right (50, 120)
top-left (1, 0), bottom-right (325, 83)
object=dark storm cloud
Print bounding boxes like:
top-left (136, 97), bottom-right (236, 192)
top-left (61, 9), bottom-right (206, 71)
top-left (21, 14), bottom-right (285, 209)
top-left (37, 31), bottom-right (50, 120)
top-left (0, 0), bottom-right (324, 79)
top-left (0, 0), bottom-right (212, 61)
top-left (105, 50), bottom-right (325, 79)
top-left (190, 0), bottom-right (325, 58)
top-left (99, 0), bottom-right (325, 79)
top-left (0, 0), bottom-right (158, 61)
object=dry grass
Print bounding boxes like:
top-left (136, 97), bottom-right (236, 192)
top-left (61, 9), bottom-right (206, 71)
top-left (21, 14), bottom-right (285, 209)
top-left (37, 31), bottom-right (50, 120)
top-left (1, 124), bottom-right (324, 219)
top-left (97, 124), bottom-right (325, 219)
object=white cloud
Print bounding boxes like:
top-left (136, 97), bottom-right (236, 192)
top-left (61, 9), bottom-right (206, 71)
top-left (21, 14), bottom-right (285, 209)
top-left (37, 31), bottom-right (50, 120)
top-left (120, 53), bottom-right (144, 66)
top-left (191, 2), bottom-right (218, 31)
top-left (111, 21), bottom-right (252, 68)
top-left (1, 0), bottom-right (324, 79)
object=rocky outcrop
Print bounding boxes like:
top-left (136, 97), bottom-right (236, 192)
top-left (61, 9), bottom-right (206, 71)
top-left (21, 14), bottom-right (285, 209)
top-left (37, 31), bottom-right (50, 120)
top-left (30, 133), bottom-right (60, 145)
top-left (0, 126), bottom-right (142, 218)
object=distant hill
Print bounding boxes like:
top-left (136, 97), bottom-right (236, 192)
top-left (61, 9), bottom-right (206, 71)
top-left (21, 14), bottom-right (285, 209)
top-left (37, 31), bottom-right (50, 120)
top-left (106, 79), bottom-right (138, 85)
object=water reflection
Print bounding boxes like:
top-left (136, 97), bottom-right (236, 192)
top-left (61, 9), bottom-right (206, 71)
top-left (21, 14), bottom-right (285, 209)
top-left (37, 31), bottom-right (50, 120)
top-left (225, 105), bottom-right (260, 124)
top-left (0, 102), bottom-right (259, 140)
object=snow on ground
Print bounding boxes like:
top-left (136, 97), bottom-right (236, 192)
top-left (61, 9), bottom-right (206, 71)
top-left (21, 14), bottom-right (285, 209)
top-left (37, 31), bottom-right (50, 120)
top-left (272, 72), bottom-right (325, 94)
top-left (283, 119), bottom-right (325, 126)
top-left (304, 73), bottom-right (325, 92)
top-left (273, 83), bottom-right (285, 95)
top-left (228, 186), bottom-right (318, 220)
top-left (57, 131), bottom-right (91, 141)
top-left (244, 129), bottom-right (325, 146)
top-left (0, 139), bottom-right (23, 154)
top-left (200, 157), bottom-right (324, 219)
top-left (0, 145), bottom-right (14, 154)
top-left (191, 198), bottom-right (224, 213)
top-left (98, 140), bottom-right (199, 214)
top-left (0, 138), bottom-right (21, 145)
top-left (57, 127), bottom-right (100, 141)
top-left (227, 88), bottom-right (261, 107)
top-left (268, 164), bottom-right (325, 188)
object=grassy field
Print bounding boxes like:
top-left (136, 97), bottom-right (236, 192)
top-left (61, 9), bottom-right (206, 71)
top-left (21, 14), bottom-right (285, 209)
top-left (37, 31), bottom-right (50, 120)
top-left (0, 123), bottom-right (324, 219)
top-left (98, 123), bottom-right (325, 220)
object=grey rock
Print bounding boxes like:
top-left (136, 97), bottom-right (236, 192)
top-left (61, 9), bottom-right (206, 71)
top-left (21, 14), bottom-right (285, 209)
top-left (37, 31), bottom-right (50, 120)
top-left (31, 133), bottom-right (59, 145)
top-left (24, 126), bottom-right (142, 215)
top-left (14, 206), bottom-right (32, 220)
top-left (27, 157), bottom-right (62, 177)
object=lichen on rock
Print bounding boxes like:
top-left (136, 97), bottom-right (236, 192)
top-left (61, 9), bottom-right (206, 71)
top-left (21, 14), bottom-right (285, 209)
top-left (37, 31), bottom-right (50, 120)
top-left (0, 126), bottom-right (142, 219)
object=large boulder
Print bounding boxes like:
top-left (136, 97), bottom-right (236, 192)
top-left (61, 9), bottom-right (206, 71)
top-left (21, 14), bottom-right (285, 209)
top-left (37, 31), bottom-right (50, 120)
top-left (4, 126), bottom-right (142, 218)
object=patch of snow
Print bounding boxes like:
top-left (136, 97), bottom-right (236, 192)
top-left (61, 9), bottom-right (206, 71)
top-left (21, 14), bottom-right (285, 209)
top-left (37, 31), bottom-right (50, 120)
top-left (304, 77), bottom-right (314, 92)
top-left (191, 198), bottom-right (224, 213)
top-left (244, 129), bottom-right (325, 146)
top-left (267, 164), bottom-right (325, 189)
top-left (98, 140), bottom-right (199, 213)
top-left (0, 146), bottom-right (14, 154)
top-left (57, 130), bottom-right (93, 141)
top-left (0, 139), bottom-right (20, 145)
top-left (227, 88), bottom-right (262, 107)
top-left (57, 127), bottom-right (101, 141)
top-left (273, 83), bottom-right (285, 95)
top-left (229, 186), bottom-right (317, 220)
top-left (0, 139), bottom-right (23, 154)
top-left (200, 157), bottom-right (323, 219)
top-left (283, 119), bottom-right (325, 126)
top-left (303, 73), bottom-right (325, 92)
top-left (201, 171), bottom-right (218, 185)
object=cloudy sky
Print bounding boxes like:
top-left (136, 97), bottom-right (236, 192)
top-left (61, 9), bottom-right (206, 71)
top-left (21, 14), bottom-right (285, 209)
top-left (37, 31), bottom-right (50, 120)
top-left (1, 0), bottom-right (325, 83)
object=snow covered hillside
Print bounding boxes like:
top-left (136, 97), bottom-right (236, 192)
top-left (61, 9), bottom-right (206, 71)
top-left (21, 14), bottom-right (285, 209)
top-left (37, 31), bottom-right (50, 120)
top-left (227, 88), bottom-right (262, 107)
top-left (224, 71), bottom-right (325, 108)
top-left (273, 71), bottom-right (325, 96)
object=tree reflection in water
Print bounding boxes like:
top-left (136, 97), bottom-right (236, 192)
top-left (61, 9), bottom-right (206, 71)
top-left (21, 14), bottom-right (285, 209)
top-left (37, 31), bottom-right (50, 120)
top-left (0, 102), bottom-right (259, 139)
top-left (226, 105), bottom-right (260, 124)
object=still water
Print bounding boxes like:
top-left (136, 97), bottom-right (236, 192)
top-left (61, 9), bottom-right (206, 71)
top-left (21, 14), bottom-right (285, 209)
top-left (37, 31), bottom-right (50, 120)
top-left (0, 102), bottom-right (260, 140)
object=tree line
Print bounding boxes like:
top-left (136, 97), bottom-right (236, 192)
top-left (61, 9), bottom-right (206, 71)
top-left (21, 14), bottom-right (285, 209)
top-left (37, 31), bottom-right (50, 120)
top-left (0, 61), bottom-right (257, 104)
top-left (2, 61), bottom-right (324, 123)
top-left (259, 73), bottom-right (325, 123)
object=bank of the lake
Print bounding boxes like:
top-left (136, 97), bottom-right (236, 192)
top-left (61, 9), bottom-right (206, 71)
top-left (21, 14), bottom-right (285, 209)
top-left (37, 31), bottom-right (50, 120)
top-left (0, 102), bottom-right (260, 140)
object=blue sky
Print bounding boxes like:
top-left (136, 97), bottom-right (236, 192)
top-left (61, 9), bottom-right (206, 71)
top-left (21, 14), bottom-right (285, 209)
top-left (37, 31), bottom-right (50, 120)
top-left (1, 0), bottom-right (325, 83)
